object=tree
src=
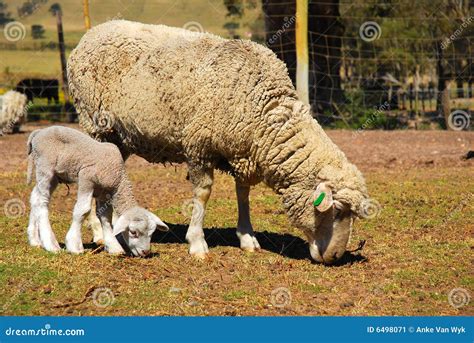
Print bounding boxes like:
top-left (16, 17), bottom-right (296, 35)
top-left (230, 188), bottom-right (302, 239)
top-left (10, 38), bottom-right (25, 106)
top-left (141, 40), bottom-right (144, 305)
top-left (50, 3), bottom-right (75, 121)
top-left (31, 24), bottom-right (45, 39)
top-left (0, 1), bottom-right (13, 26)
top-left (263, 0), bottom-right (345, 118)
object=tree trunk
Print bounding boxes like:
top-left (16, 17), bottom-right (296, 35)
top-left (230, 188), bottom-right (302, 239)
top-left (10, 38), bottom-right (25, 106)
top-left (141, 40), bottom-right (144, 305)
top-left (56, 11), bottom-right (75, 122)
top-left (436, 41), bottom-right (451, 129)
top-left (263, 0), bottom-right (344, 120)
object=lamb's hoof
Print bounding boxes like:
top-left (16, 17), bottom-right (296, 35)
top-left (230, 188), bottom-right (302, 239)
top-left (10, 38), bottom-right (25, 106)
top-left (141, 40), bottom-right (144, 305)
top-left (239, 235), bottom-right (261, 252)
top-left (105, 243), bottom-right (125, 255)
top-left (94, 239), bottom-right (105, 246)
top-left (191, 252), bottom-right (208, 260)
top-left (28, 239), bottom-right (42, 248)
top-left (43, 242), bottom-right (61, 253)
top-left (66, 241), bottom-right (84, 254)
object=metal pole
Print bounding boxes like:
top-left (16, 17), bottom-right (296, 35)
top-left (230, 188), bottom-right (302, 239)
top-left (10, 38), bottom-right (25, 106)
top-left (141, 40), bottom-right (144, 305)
top-left (296, 0), bottom-right (309, 105)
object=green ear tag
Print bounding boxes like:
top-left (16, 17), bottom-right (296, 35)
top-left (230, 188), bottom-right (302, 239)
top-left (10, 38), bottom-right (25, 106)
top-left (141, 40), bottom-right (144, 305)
top-left (313, 192), bottom-right (326, 206)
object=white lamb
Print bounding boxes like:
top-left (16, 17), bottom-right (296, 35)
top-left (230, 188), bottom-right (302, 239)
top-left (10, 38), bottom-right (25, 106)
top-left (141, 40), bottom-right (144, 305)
top-left (26, 125), bottom-right (169, 257)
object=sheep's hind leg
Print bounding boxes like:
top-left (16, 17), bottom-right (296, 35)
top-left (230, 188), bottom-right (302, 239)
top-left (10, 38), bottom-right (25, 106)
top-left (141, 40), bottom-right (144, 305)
top-left (186, 166), bottom-right (213, 259)
top-left (236, 181), bottom-right (261, 252)
top-left (65, 179), bottom-right (93, 254)
top-left (34, 175), bottom-right (60, 252)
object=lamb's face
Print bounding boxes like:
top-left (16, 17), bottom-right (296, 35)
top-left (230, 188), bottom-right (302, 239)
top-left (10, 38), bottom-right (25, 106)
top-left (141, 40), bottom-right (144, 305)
top-left (304, 183), bottom-right (354, 265)
top-left (113, 207), bottom-right (169, 257)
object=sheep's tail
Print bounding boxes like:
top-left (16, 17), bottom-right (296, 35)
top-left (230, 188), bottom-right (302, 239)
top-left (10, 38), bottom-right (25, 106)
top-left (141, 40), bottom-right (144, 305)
top-left (26, 129), bottom-right (40, 185)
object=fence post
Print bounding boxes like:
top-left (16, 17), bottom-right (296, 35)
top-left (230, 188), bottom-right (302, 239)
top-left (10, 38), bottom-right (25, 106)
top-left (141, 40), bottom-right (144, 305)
top-left (83, 0), bottom-right (91, 30)
top-left (296, 0), bottom-right (309, 105)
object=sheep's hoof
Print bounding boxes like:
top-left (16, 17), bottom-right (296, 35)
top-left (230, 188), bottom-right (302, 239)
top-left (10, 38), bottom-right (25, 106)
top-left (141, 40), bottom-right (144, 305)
top-left (239, 235), bottom-right (261, 252)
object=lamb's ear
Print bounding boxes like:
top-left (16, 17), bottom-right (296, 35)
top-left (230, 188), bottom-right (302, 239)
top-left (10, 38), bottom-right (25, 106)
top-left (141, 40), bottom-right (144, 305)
top-left (113, 215), bottom-right (129, 236)
top-left (313, 182), bottom-right (333, 212)
top-left (147, 211), bottom-right (169, 235)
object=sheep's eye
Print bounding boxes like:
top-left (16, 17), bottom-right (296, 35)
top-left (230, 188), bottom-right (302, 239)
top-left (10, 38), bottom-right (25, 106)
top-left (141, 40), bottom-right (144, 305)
top-left (129, 230), bottom-right (139, 238)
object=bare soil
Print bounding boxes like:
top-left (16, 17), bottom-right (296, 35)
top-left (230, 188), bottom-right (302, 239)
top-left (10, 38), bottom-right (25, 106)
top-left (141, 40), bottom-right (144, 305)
top-left (0, 124), bottom-right (472, 316)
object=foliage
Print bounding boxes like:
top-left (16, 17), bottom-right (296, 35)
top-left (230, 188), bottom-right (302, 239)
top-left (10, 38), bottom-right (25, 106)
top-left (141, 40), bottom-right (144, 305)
top-left (31, 24), bottom-right (45, 39)
top-left (0, 0), bottom-right (13, 26)
top-left (17, 0), bottom-right (49, 18)
top-left (222, 0), bottom-right (258, 38)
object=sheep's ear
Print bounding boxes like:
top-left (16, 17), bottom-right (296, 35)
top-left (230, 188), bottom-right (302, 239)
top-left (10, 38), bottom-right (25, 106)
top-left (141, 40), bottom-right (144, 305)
top-left (313, 182), bottom-right (333, 212)
top-left (112, 215), bottom-right (129, 236)
top-left (147, 211), bottom-right (169, 235)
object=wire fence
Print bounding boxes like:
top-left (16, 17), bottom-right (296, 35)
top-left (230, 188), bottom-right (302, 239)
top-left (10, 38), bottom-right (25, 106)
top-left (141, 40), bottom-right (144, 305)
top-left (1, 0), bottom-right (472, 129)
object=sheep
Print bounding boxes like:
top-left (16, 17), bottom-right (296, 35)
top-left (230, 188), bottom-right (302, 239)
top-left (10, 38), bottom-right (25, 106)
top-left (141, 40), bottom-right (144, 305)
top-left (68, 20), bottom-right (369, 265)
top-left (26, 125), bottom-right (169, 257)
top-left (0, 90), bottom-right (28, 135)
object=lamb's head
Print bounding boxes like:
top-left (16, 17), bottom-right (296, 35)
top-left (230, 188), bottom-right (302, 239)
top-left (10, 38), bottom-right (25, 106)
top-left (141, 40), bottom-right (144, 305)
top-left (113, 207), bottom-right (169, 257)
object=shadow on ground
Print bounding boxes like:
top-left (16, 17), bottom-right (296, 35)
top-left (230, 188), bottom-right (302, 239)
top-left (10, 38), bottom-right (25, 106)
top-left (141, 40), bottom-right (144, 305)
top-left (152, 223), bottom-right (367, 266)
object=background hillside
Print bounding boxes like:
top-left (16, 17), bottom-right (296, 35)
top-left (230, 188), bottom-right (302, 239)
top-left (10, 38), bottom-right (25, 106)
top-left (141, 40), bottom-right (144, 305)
top-left (0, 0), bottom-right (263, 83)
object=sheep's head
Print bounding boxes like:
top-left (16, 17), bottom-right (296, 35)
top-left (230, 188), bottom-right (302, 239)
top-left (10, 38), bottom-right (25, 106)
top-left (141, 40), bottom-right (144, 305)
top-left (305, 182), bottom-right (355, 265)
top-left (285, 181), bottom-right (366, 265)
top-left (113, 207), bottom-right (169, 257)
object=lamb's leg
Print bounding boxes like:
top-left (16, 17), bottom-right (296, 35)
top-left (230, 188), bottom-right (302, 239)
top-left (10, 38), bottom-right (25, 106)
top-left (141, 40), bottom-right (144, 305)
top-left (27, 188), bottom-right (41, 247)
top-left (186, 166), bottom-right (213, 259)
top-left (65, 180), bottom-right (93, 254)
top-left (235, 181), bottom-right (261, 251)
top-left (34, 175), bottom-right (60, 252)
top-left (96, 199), bottom-right (124, 255)
top-left (87, 200), bottom-right (104, 245)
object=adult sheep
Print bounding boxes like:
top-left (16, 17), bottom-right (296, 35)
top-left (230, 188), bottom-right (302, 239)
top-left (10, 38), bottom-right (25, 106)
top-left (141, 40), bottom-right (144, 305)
top-left (0, 90), bottom-right (28, 135)
top-left (68, 20), bottom-right (369, 265)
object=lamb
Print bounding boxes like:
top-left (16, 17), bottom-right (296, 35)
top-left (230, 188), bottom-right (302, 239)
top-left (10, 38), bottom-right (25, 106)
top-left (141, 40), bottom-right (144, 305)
top-left (0, 90), bottom-right (28, 135)
top-left (68, 20), bottom-right (369, 265)
top-left (26, 125), bottom-right (169, 257)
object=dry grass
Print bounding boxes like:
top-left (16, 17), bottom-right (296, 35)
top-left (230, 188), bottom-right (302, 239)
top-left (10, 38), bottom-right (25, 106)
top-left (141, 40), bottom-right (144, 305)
top-left (0, 125), bottom-right (472, 316)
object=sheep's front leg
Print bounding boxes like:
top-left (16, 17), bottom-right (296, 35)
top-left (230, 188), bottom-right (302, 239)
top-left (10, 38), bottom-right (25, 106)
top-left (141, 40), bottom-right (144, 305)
top-left (236, 181), bottom-right (261, 252)
top-left (186, 166), bottom-right (213, 259)
top-left (65, 180), bottom-right (93, 254)
top-left (96, 199), bottom-right (124, 255)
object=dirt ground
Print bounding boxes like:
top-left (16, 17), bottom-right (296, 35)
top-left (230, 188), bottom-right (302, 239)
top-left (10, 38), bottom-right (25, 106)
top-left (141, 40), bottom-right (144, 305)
top-left (0, 123), bottom-right (472, 316)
